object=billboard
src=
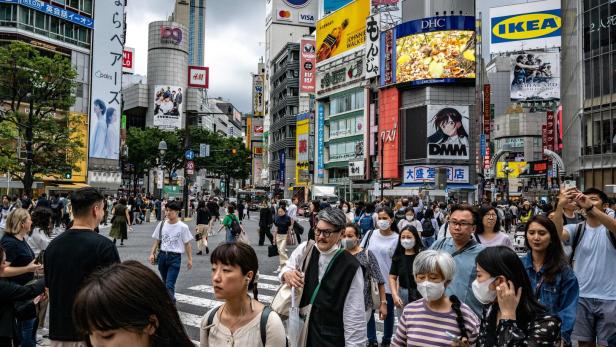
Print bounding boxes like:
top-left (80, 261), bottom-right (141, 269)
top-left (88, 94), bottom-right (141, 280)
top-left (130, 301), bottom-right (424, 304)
top-left (496, 162), bottom-right (527, 178)
top-left (317, 104), bottom-right (325, 178)
top-left (395, 16), bottom-right (476, 86)
top-left (300, 38), bottom-right (316, 92)
top-left (510, 51), bottom-right (560, 101)
top-left (188, 66), bottom-right (209, 89)
top-left (89, 0), bottom-right (124, 160)
top-left (296, 113), bottom-right (311, 186)
top-left (0, 0), bottom-right (94, 28)
top-left (489, 0), bottom-right (561, 54)
top-left (69, 113), bottom-right (88, 183)
top-left (153, 85), bottom-right (183, 130)
top-left (253, 75), bottom-right (264, 115)
top-left (266, 0), bottom-right (317, 27)
top-left (316, 0), bottom-right (370, 63)
top-left (403, 165), bottom-right (469, 184)
top-left (122, 47), bottom-right (135, 74)
top-left (365, 14), bottom-right (380, 79)
top-left (426, 105), bottom-right (470, 160)
top-left (324, 0), bottom-right (353, 14)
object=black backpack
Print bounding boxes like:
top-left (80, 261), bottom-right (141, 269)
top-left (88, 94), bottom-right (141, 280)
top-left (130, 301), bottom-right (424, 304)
top-left (421, 219), bottom-right (435, 237)
top-left (230, 217), bottom-right (242, 236)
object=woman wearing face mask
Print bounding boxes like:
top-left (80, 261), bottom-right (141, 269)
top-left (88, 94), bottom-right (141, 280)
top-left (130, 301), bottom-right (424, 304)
top-left (389, 226), bottom-right (423, 318)
top-left (341, 223), bottom-right (387, 327)
top-left (361, 206), bottom-right (399, 347)
top-left (392, 250), bottom-right (480, 346)
top-left (201, 243), bottom-right (285, 346)
top-left (339, 201), bottom-right (354, 223)
top-left (396, 208), bottom-right (423, 234)
top-left (476, 206), bottom-right (513, 249)
top-left (523, 215), bottom-right (578, 347)
top-left (473, 246), bottom-right (561, 346)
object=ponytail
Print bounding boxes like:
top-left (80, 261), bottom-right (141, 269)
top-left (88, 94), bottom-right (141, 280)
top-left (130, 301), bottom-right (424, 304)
top-left (449, 295), bottom-right (468, 340)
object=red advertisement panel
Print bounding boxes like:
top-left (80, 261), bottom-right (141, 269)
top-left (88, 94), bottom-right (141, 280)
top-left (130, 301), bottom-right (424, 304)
top-left (378, 87), bottom-right (399, 179)
top-left (299, 38), bottom-right (316, 93)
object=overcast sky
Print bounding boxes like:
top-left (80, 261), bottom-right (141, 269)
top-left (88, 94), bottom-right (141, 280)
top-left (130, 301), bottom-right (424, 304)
top-left (125, 0), bottom-right (265, 113)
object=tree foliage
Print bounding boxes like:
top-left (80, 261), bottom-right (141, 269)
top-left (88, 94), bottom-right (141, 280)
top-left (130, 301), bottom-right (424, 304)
top-left (0, 41), bottom-right (81, 196)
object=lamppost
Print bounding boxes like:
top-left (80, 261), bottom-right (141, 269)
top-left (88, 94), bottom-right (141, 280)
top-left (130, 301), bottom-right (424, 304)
top-left (158, 140), bottom-right (167, 200)
top-left (503, 165), bottom-right (514, 202)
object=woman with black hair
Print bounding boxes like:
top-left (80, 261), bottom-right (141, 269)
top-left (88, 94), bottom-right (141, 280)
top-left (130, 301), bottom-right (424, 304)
top-left (392, 250), bottom-right (479, 346)
top-left (27, 207), bottom-right (53, 258)
top-left (427, 107), bottom-right (469, 147)
top-left (473, 246), bottom-right (561, 346)
top-left (476, 206), bottom-right (513, 249)
top-left (195, 200), bottom-right (212, 255)
top-left (200, 243), bottom-right (285, 346)
top-left (523, 215), bottom-right (578, 347)
top-left (420, 209), bottom-right (439, 247)
top-left (110, 198), bottom-right (131, 246)
top-left (389, 225), bottom-right (423, 317)
top-left (307, 200), bottom-right (321, 241)
top-left (72, 260), bottom-right (193, 347)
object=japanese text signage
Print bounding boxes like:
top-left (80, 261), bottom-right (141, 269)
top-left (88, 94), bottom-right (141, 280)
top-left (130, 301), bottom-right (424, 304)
top-left (0, 0), bottom-right (94, 28)
top-left (365, 15), bottom-right (380, 79)
top-left (296, 113), bottom-right (311, 186)
top-left (188, 66), bottom-right (209, 89)
top-left (317, 56), bottom-right (364, 94)
top-left (122, 47), bottom-right (135, 74)
top-left (317, 104), bottom-right (325, 178)
top-left (381, 28), bottom-right (394, 85)
top-left (546, 110), bottom-right (556, 151)
top-left (403, 165), bottom-right (469, 184)
top-left (88, 0), bottom-right (124, 160)
top-left (252, 75), bottom-right (264, 116)
top-left (300, 38), bottom-right (316, 93)
top-left (483, 84), bottom-right (491, 169)
top-left (349, 160), bottom-right (365, 177)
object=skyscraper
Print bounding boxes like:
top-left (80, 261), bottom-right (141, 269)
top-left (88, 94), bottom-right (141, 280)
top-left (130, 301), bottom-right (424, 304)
top-left (171, 0), bottom-right (205, 66)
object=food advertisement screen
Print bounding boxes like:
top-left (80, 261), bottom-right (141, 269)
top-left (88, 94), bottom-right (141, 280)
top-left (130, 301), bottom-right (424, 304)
top-left (394, 16), bottom-right (475, 86)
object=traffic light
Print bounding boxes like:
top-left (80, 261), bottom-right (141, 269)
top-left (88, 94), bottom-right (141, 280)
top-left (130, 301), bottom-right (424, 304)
top-left (231, 148), bottom-right (237, 156)
top-left (64, 172), bottom-right (72, 179)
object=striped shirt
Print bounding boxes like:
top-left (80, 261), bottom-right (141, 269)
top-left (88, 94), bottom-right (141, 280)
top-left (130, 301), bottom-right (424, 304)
top-left (392, 299), bottom-right (480, 347)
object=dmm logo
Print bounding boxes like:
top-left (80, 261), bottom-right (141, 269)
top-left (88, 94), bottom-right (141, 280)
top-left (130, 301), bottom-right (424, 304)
top-left (491, 9), bottom-right (561, 42)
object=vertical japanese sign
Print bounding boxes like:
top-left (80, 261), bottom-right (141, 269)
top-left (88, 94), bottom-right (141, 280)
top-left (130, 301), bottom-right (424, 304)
top-left (296, 113), bottom-right (311, 186)
top-left (252, 74), bottom-right (264, 115)
top-left (89, 0), bottom-right (124, 160)
top-left (541, 124), bottom-right (548, 159)
top-left (483, 84), bottom-right (491, 170)
top-left (365, 15), bottom-right (380, 79)
top-left (546, 110), bottom-right (556, 151)
top-left (381, 28), bottom-right (394, 85)
top-left (278, 150), bottom-right (286, 185)
top-left (317, 104), bottom-right (325, 178)
top-left (299, 38), bottom-right (316, 93)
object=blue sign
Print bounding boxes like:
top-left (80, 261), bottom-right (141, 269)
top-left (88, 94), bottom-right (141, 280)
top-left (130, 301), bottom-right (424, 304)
top-left (171, 171), bottom-right (178, 179)
top-left (323, 0), bottom-right (353, 14)
top-left (283, 0), bottom-right (311, 8)
top-left (480, 134), bottom-right (486, 157)
top-left (396, 16), bottom-right (475, 37)
top-left (184, 150), bottom-right (195, 160)
top-left (0, 0), bottom-right (94, 29)
top-left (317, 104), bottom-right (324, 178)
top-left (491, 9), bottom-right (561, 44)
top-left (278, 150), bottom-right (286, 184)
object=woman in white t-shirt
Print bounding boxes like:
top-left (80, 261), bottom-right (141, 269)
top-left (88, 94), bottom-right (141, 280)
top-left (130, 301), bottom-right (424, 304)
top-left (200, 242), bottom-right (285, 347)
top-left (360, 206), bottom-right (399, 346)
top-left (396, 208), bottom-right (423, 235)
top-left (27, 207), bottom-right (53, 257)
top-left (476, 205), bottom-right (514, 249)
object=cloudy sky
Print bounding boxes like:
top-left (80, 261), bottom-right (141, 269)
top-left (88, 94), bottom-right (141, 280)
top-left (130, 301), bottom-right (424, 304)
top-left (125, 0), bottom-right (265, 113)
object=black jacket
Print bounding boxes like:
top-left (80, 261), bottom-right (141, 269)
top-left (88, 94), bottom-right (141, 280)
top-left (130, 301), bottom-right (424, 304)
top-left (0, 278), bottom-right (45, 339)
top-left (259, 207), bottom-right (274, 227)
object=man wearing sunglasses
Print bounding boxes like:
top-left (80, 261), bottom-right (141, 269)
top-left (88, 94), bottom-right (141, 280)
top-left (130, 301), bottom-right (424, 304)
top-left (281, 207), bottom-right (366, 346)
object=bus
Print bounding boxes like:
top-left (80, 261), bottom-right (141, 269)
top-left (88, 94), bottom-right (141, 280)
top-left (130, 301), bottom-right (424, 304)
top-left (237, 189), bottom-right (267, 211)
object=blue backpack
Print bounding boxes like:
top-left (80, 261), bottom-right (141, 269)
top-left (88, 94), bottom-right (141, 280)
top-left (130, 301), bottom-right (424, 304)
top-left (358, 213), bottom-right (374, 236)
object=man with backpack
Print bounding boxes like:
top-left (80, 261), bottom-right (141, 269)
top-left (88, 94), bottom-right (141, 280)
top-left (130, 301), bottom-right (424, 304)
top-left (554, 187), bottom-right (616, 347)
top-left (217, 204), bottom-right (242, 242)
top-left (357, 202), bottom-right (376, 237)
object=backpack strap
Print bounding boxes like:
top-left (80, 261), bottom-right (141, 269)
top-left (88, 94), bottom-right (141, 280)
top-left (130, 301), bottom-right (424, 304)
top-left (205, 305), bottom-right (222, 340)
top-left (260, 306), bottom-right (271, 346)
top-left (362, 229), bottom-right (375, 249)
top-left (569, 222), bottom-right (586, 265)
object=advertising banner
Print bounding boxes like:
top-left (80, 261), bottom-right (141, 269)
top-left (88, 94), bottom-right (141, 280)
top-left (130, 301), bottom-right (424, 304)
top-left (395, 16), bottom-right (476, 86)
top-left (426, 105), bottom-right (470, 160)
top-left (510, 51), bottom-right (560, 101)
top-left (403, 165), bottom-right (469, 184)
top-left (267, 0), bottom-right (317, 27)
top-left (483, 84), bottom-right (491, 169)
top-left (0, 0), bottom-right (94, 28)
top-left (300, 38), bottom-right (316, 93)
top-left (188, 66), bottom-right (209, 89)
top-left (324, 0), bottom-right (353, 14)
top-left (296, 113), bottom-right (311, 186)
top-left (371, 0), bottom-right (401, 32)
top-left (546, 110), bottom-right (556, 150)
top-left (316, 0), bottom-right (370, 63)
top-left (89, 0), bottom-right (123, 160)
top-left (365, 15), bottom-right (380, 79)
top-left (122, 47), bottom-right (135, 74)
top-left (349, 160), bottom-right (365, 177)
top-left (153, 85), bottom-right (183, 130)
top-left (489, 0), bottom-right (561, 54)
top-left (278, 150), bottom-right (286, 185)
top-left (252, 143), bottom-right (264, 187)
top-left (380, 28), bottom-right (394, 85)
top-left (317, 55), bottom-right (363, 94)
top-left (69, 113), bottom-right (88, 183)
top-left (496, 162), bottom-right (527, 178)
top-left (252, 74), bottom-right (264, 116)
top-left (317, 104), bottom-right (325, 178)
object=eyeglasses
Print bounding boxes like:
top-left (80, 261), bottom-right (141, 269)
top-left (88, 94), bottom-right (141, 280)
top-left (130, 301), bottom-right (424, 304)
top-left (449, 220), bottom-right (474, 228)
top-left (314, 228), bottom-right (340, 238)
top-left (484, 214), bottom-right (497, 219)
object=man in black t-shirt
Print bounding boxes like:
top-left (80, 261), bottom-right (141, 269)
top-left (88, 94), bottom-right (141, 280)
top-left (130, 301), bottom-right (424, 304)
top-left (44, 187), bottom-right (120, 346)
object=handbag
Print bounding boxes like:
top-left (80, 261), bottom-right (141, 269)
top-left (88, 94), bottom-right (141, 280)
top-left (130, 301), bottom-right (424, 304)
top-left (151, 219), bottom-right (165, 265)
top-left (271, 240), bottom-right (316, 319)
top-left (268, 244), bottom-right (279, 257)
top-left (195, 232), bottom-right (202, 241)
top-left (365, 249), bottom-right (381, 310)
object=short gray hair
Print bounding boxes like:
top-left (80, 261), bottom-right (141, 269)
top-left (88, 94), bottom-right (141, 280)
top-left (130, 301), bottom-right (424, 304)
top-left (413, 250), bottom-right (456, 282)
top-left (316, 207), bottom-right (347, 231)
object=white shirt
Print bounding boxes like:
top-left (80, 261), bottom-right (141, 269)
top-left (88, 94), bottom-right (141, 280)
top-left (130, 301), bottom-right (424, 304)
top-left (360, 229), bottom-right (399, 294)
top-left (152, 220), bottom-right (193, 253)
top-left (397, 219), bottom-right (423, 232)
top-left (0, 205), bottom-right (12, 230)
top-left (27, 227), bottom-right (51, 256)
top-left (287, 203), bottom-right (297, 220)
top-left (280, 242), bottom-right (367, 346)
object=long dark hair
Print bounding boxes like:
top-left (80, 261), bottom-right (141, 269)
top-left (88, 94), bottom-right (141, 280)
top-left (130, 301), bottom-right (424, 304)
top-left (449, 295), bottom-right (469, 341)
top-left (73, 261), bottom-right (193, 347)
top-left (524, 215), bottom-right (567, 282)
top-left (377, 206), bottom-right (398, 233)
top-left (427, 108), bottom-right (469, 143)
top-left (392, 225), bottom-right (422, 262)
top-left (30, 207), bottom-right (53, 236)
top-left (476, 247), bottom-right (546, 329)
top-left (476, 205), bottom-right (501, 235)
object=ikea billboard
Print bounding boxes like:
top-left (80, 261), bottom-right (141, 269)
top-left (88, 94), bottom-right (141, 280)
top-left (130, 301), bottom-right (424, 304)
top-left (489, 0), bottom-right (561, 54)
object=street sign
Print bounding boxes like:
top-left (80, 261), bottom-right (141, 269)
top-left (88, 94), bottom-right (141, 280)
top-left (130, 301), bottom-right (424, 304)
top-left (157, 170), bottom-right (163, 189)
top-left (186, 160), bottom-right (195, 175)
top-left (205, 144), bottom-right (210, 157)
top-left (200, 143), bottom-right (207, 157)
top-left (185, 150), bottom-right (195, 160)
top-left (171, 171), bottom-right (178, 179)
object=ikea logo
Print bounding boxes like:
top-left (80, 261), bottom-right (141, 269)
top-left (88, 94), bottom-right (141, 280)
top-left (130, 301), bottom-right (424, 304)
top-left (491, 9), bottom-right (561, 43)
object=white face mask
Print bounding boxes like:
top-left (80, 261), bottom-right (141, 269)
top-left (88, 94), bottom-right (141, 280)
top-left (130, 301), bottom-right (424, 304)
top-left (342, 207), bottom-right (349, 213)
top-left (417, 281), bottom-right (445, 301)
top-left (405, 215), bottom-right (414, 221)
top-left (377, 220), bottom-right (391, 231)
top-left (472, 278), bottom-right (497, 304)
top-left (400, 239), bottom-right (415, 250)
top-left (340, 238), bottom-right (358, 250)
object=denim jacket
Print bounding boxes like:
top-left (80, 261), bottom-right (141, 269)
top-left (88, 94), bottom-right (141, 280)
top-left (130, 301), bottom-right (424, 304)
top-left (522, 252), bottom-right (579, 345)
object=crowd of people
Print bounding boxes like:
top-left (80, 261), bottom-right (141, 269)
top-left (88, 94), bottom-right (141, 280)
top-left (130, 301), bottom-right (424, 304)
top-left (0, 185), bottom-right (614, 347)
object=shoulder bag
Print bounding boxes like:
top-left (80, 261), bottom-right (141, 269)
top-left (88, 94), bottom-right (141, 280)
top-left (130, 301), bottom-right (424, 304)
top-left (151, 220), bottom-right (165, 265)
top-left (271, 240), bottom-right (316, 319)
top-left (365, 249), bottom-right (381, 310)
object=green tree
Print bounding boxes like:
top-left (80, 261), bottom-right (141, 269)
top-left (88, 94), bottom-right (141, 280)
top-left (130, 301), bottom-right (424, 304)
top-left (0, 41), bottom-right (81, 197)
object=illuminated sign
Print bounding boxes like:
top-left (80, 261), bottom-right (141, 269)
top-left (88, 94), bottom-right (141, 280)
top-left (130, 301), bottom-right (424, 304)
top-left (492, 11), bottom-right (560, 42)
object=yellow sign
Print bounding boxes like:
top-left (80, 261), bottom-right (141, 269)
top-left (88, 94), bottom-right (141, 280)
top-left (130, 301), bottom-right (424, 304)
top-left (496, 162), bottom-right (527, 179)
top-left (295, 114), bottom-right (310, 186)
top-left (69, 113), bottom-right (88, 183)
top-left (492, 13), bottom-right (561, 41)
top-left (316, 0), bottom-right (369, 63)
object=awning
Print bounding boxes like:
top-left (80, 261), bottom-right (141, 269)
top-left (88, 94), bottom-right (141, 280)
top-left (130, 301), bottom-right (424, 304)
top-left (398, 183), bottom-right (476, 190)
top-left (54, 183), bottom-right (91, 190)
